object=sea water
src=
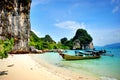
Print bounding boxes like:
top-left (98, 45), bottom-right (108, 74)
top-left (35, 48), bottom-right (120, 80)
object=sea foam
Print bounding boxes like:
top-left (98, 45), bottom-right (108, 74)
top-left (100, 76), bottom-right (118, 80)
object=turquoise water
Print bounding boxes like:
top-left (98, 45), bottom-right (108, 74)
top-left (35, 48), bottom-right (120, 80)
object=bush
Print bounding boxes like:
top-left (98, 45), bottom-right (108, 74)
top-left (0, 38), bottom-right (14, 59)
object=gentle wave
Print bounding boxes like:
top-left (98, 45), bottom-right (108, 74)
top-left (100, 76), bottom-right (118, 80)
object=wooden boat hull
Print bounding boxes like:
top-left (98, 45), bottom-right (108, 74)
top-left (59, 53), bottom-right (100, 60)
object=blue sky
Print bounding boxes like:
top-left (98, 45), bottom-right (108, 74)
top-left (30, 0), bottom-right (120, 46)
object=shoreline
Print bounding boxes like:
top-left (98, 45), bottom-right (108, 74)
top-left (0, 54), bottom-right (100, 80)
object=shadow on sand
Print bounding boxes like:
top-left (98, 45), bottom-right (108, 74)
top-left (0, 70), bottom-right (8, 76)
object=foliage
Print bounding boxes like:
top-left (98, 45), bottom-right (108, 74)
top-left (29, 29), bottom-right (93, 50)
top-left (60, 37), bottom-right (67, 45)
top-left (41, 35), bottom-right (56, 43)
top-left (0, 38), bottom-right (14, 59)
top-left (30, 31), bottom-right (40, 42)
top-left (73, 29), bottom-right (92, 44)
top-left (60, 29), bottom-right (93, 50)
top-left (72, 29), bottom-right (92, 49)
top-left (29, 31), bottom-right (57, 50)
top-left (65, 40), bottom-right (73, 49)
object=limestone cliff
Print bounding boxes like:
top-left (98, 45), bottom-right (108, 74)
top-left (72, 29), bottom-right (93, 50)
top-left (0, 0), bottom-right (31, 53)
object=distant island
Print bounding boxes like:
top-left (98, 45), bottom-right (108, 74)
top-left (103, 43), bottom-right (120, 48)
top-left (30, 29), bottom-right (94, 50)
top-left (94, 43), bottom-right (120, 49)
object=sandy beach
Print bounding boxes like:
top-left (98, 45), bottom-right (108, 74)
top-left (0, 54), bottom-right (100, 80)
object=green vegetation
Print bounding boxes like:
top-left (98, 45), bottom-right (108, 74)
top-left (59, 29), bottom-right (92, 49)
top-left (61, 37), bottom-right (68, 45)
top-left (0, 38), bottom-right (14, 59)
top-left (60, 38), bottom-right (72, 49)
top-left (29, 29), bottom-right (93, 50)
top-left (41, 35), bottom-right (56, 43)
top-left (0, 29), bottom-right (93, 58)
top-left (72, 29), bottom-right (92, 49)
top-left (73, 29), bottom-right (92, 44)
top-left (29, 31), bottom-right (58, 50)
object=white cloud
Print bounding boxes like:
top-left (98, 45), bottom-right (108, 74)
top-left (112, 6), bottom-right (120, 13)
top-left (54, 21), bottom-right (86, 32)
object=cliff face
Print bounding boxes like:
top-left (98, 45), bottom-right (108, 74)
top-left (0, 0), bottom-right (31, 53)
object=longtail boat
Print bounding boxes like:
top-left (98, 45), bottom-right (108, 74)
top-left (59, 51), bottom-right (100, 60)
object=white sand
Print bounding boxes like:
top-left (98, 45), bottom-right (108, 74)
top-left (0, 54), bottom-right (100, 80)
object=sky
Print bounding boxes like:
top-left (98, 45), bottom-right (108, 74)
top-left (30, 0), bottom-right (120, 46)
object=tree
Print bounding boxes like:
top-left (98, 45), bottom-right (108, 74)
top-left (44, 35), bottom-right (55, 43)
top-left (29, 29), bottom-right (93, 50)
top-left (29, 31), bottom-right (57, 50)
top-left (60, 37), bottom-right (67, 45)
top-left (65, 40), bottom-right (73, 49)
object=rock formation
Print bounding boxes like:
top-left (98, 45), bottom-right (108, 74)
top-left (72, 29), bottom-right (93, 50)
top-left (0, 0), bottom-right (32, 53)
top-left (73, 39), bottom-right (81, 49)
top-left (88, 42), bottom-right (94, 49)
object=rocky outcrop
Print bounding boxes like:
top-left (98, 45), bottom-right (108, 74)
top-left (0, 0), bottom-right (32, 53)
top-left (73, 39), bottom-right (94, 50)
top-left (72, 29), bottom-right (93, 50)
top-left (73, 39), bottom-right (81, 49)
top-left (88, 42), bottom-right (94, 49)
